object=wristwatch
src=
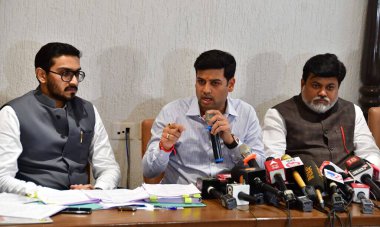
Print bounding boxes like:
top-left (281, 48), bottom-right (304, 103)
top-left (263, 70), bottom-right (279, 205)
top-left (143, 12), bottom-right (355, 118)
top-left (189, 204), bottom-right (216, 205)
top-left (225, 134), bottom-right (239, 149)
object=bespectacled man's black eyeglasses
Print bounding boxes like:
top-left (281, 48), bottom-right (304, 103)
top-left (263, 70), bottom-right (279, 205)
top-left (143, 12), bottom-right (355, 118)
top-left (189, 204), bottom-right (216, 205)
top-left (48, 70), bottom-right (86, 82)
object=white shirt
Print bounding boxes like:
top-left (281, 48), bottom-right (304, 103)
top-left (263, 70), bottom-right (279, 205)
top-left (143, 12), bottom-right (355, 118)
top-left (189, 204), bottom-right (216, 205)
top-left (262, 104), bottom-right (380, 167)
top-left (0, 105), bottom-right (120, 195)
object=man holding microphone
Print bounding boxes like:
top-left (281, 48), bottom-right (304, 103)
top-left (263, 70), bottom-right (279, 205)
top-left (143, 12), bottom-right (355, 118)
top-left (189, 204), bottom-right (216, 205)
top-left (143, 49), bottom-right (264, 184)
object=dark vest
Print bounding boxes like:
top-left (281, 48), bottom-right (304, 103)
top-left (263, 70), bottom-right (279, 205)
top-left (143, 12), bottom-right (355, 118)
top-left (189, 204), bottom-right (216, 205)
top-left (5, 88), bottom-right (95, 190)
top-left (274, 95), bottom-right (355, 168)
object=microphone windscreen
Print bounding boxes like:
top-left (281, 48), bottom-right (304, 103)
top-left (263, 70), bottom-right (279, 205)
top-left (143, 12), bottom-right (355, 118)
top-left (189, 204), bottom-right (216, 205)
top-left (303, 159), bottom-right (325, 191)
top-left (281, 154), bottom-right (292, 161)
top-left (266, 156), bottom-right (275, 161)
top-left (239, 144), bottom-right (251, 158)
top-left (323, 165), bottom-right (336, 172)
top-left (345, 156), bottom-right (366, 170)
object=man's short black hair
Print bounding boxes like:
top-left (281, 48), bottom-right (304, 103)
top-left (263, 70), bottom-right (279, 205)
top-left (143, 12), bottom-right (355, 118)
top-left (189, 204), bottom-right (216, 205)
top-left (194, 49), bottom-right (236, 81)
top-left (302, 53), bottom-right (346, 85)
top-left (34, 42), bottom-right (81, 72)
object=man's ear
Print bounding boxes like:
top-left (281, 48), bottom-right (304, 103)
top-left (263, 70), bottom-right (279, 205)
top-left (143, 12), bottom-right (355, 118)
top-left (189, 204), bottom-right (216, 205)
top-left (227, 77), bottom-right (235, 92)
top-left (36, 68), bottom-right (47, 83)
top-left (301, 79), bottom-right (305, 88)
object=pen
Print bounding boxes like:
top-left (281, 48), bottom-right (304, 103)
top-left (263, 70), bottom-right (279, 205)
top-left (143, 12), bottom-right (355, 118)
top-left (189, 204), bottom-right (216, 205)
top-left (80, 130), bottom-right (83, 144)
top-left (154, 206), bottom-right (183, 210)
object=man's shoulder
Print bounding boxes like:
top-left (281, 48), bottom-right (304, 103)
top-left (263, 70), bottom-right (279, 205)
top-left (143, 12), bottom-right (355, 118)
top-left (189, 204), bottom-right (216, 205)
top-left (161, 96), bottom-right (193, 110)
top-left (272, 96), bottom-right (296, 110)
top-left (228, 97), bottom-right (254, 110)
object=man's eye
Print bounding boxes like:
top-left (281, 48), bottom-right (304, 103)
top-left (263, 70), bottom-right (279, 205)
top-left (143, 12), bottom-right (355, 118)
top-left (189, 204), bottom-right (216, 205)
top-left (197, 80), bottom-right (205, 85)
top-left (312, 84), bottom-right (320, 89)
top-left (211, 81), bottom-right (221, 86)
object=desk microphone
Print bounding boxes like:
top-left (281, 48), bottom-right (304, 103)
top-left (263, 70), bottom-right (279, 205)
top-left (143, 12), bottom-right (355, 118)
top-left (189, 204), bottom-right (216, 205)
top-left (302, 159), bottom-right (326, 209)
top-left (351, 183), bottom-right (374, 214)
top-left (345, 156), bottom-right (380, 200)
top-left (264, 158), bottom-right (296, 203)
top-left (205, 112), bottom-right (223, 163)
top-left (239, 144), bottom-right (259, 168)
top-left (207, 186), bottom-right (237, 209)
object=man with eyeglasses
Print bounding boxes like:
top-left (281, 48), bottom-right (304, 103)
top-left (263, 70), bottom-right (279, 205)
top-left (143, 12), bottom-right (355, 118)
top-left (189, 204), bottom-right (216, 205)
top-left (0, 42), bottom-right (120, 195)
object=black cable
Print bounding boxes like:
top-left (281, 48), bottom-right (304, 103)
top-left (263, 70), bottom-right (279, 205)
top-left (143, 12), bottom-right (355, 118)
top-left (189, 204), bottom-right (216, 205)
top-left (334, 211), bottom-right (343, 227)
top-left (125, 128), bottom-right (130, 189)
top-left (345, 208), bottom-right (352, 227)
top-left (285, 201), bottom-right (292, 227)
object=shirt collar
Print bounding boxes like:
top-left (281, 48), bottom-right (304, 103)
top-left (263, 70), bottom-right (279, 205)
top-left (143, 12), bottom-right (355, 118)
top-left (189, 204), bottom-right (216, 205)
top-left (185, 96), bottom-right (239, 117)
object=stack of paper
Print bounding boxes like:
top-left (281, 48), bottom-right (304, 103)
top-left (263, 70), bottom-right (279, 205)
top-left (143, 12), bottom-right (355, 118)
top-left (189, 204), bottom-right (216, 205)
top-left (142, 183), bottom-right (205, 208)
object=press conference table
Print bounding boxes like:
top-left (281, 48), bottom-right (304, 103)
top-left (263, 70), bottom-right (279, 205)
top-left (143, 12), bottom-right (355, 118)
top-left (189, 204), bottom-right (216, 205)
top-left (11, 200), bottom-right (380, 227)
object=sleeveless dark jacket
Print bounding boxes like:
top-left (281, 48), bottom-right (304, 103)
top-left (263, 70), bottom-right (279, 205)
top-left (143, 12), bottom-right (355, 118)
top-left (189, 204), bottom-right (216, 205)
top-left (274, 95), bottom-right (355, 168)
top-left (5, 88), bottom-right (95, 189)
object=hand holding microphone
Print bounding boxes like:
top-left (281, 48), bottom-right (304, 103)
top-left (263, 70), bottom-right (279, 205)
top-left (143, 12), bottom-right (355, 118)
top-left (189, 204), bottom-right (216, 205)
top-left (205, 110), bottom-right (234, 163)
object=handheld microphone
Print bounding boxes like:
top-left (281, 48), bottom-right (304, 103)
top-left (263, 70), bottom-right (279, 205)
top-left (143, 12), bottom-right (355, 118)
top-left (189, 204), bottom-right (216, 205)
top-left (205, 113), bottom-right (223, 163)
top-left (264, 158), bottom-right (296, 203)
top-left (303, 159), bottom-right (326, 209)
top-left (345, 156), bottom-right (380, 200)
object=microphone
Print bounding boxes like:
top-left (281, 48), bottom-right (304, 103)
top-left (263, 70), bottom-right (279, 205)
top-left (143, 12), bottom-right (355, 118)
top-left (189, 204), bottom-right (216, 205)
top-left (302, 159), bottom-right (326, 209)
top-left (230, 164), bottom-right (266, 196)
top-left (207, 186), bottom-right (237, 209)
top-left (345, 156), bottom-right (380, 200)
top-left (264, 158), bottom-right (296, 203)
top-left (323, 165), bottom-right (354, 198)
top-left (253, 177), bottom-right (284, 199)
top-left (281, 155), bottom-right (308, 195)
top-left (205, 112), bottom-right (223, 163)
top-left (227, 184), bottom-right (258, 205)
top-left (239, 144), bottom-right (259, 168)
top-left (351, 183), bottom-right (374, 214)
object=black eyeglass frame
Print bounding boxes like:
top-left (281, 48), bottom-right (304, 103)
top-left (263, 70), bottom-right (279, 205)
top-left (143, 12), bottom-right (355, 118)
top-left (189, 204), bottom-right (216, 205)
top-left (48, 70), bottom-right (86, 82)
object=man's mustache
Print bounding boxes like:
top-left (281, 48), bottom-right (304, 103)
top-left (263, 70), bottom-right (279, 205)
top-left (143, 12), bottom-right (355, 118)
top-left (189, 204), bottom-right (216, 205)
top-left (64, 86), bottom-right (78, 91)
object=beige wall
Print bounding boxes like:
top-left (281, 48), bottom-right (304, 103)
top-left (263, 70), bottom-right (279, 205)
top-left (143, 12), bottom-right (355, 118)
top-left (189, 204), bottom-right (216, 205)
top-left (0, 0), bottom-right (367, 188)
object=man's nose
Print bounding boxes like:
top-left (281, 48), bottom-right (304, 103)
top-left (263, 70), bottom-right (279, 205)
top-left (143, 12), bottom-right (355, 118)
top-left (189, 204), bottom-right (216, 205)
top-left (69, 75), bottom-right (79, 85)
top-left (318, 88), bottom-right (327, 97)
top-left (203, 82), bottom-right (211, 93)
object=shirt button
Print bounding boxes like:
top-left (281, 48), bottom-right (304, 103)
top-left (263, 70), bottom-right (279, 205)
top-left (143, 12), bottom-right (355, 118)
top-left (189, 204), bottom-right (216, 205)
top-left (324, 130), bottom-right (328, 135)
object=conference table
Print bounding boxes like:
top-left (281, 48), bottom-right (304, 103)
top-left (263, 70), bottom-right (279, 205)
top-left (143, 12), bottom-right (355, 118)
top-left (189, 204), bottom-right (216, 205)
top-left (8, 199), bottom-right (380, 227)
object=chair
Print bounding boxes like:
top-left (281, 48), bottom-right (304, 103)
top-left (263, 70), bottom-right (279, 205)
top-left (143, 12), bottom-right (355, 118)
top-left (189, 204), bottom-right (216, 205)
top-left (368, 107), bottom-right (380, 148)
top-left (141, 119), bottom-right (165, 184)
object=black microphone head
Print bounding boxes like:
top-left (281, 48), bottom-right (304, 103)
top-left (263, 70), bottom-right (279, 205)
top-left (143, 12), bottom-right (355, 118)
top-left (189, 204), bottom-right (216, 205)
top-left (303, 159), bottom-right (325, 191)
top-left (323, 165), bottom-right (336, 172)
top-left (266, 156), bottom-right (275, 161)
top-left (345, 156), bottom-right (367, 171)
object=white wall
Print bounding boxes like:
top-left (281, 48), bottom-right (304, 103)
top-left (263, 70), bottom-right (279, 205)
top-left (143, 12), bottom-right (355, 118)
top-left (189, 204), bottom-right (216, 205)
top-left (0, 0), bottom-right (367, 188)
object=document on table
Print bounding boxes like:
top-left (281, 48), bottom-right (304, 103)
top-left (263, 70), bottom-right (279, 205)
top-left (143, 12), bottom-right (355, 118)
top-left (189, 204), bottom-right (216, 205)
top-left (0, 193), bottom-right (39, 204)
top-left (0, 216), bottom-right (53, 225)
top-left (142, 183), bottom-right (201, 197)
top-left (84, 187), bottom-right (150, 203)
top-left (0, 202), bottom-right (65, 219)
top-left (37, 188), bottom-right (100, 205)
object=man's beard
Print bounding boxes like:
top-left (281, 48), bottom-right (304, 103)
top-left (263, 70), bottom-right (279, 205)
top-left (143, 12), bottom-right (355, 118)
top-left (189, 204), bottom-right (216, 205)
top-left (302, 90), bottom-right (337, 114)
top-left (47, 79), bottom-right (76, 102)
